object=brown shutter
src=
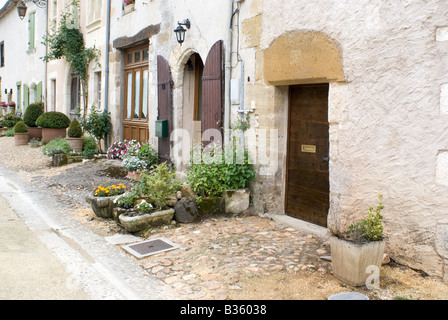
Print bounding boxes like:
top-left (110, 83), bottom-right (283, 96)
top-left (201, 40), bottom-right (223, 145)
top-left (157, 55), bottom-right (173, 163)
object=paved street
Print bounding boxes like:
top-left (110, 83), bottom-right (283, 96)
top-left (0, 164), bottom-right (179, 300)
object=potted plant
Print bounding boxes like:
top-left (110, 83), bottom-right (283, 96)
top-left (23, 102), bottom-right (44, 140)
top-left (123, 0), bottom-right (135, 14)
top-left (118, 162), bottom-right (179, 232)
top-left (86, 182), bottom-right (127, 218)
top-left (0, 101), bottom-right (7, 115)
top-left (13, 121), bottom-right (29, 146)
top-left (6, 101), bottom-right (16, 114)
top-left (66, 118), bottom-right (84, 153)
top-left (330, 194), bottom-right (386, 287)
top-left (35, 111), bottom-right (70, 143)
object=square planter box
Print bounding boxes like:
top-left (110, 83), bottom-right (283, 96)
top-left (330, 236), bottom-right (386, 287)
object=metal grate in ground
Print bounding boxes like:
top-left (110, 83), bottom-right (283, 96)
top-left (121, 237), bottom-right (180, 259)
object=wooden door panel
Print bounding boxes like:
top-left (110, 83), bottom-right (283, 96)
top-left (286, 84), bottom-right (329, 227)
top-left (157, 55), bottom-right (173, 163)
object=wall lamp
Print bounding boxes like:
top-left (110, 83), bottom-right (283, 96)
top-left (17, 0), bottom-right (46, 20)
top-left (174, 19), bottom-right (190, 45)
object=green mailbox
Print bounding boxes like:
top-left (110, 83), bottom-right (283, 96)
top-left (155, 119), bottom-right (168, 138)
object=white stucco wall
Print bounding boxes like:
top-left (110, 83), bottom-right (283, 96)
top-left (0, 1), bottom-right (46, 110)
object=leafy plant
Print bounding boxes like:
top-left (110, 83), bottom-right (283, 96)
top-left (136, 200), bottom-right (154, 214)
top-left (233, 113), bottom-right (251, 131)
top-left (136, 162), bottom-right (180, 210)
top-left (0, 113), bottom-right (22, 128)
top-left (107, 139), bottom-right (141, 160)
top-left (36, 111), bottom-right (71, 129)
top-left (348, 194), bottom-right (385, 242)
top-left (122, 155), bottom-right (147, 172)
top-left (42, 137), bottom-right (71, 156)
top-left (5, 128), bottom-right (14, 137)
top-left (13, 121), bottom-right (28, 133)
top-left (80, 105), bottom-right (112, 153)
top-left (82, 136), bottom-right (98, 157)
top-left (138, 143), bottom-right (158, 167)
top-left (185, 144), bottom-right (256, 197)
top-left (114, 191), bottom-right (138, 209)
top-left (23, 102), bottom-right (44, 127)
top-left (68, 118), bottom-right (83, 138)
top-left (42, 0), bottom-right (100, 115)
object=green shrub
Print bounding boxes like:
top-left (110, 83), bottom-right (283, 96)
top-left (82, 136), bottom-right (98, 157)
top-left (42, 137), bottom-right (71, 156)
top-left (5, 128), bottom-right (14, 137)
top-left (13, 121), bottom-right (28, 133)
top-left (68, 118), bottom-right (83, 138)
top-left (80, 106), bottom-right (112, 153)
top-left (138, 143), bottom-right (158, 167)
top-left (348, 194), bottom-right (385, 242)
top-left (36, 112), bottom-right (71, 129)
top-left (23, 102), bottom-right (44, 127)
top-left (0, 113), bottom-right (22, 128)
top-left (185, 144), bottom-right (256, 197)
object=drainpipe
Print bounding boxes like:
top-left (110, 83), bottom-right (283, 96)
top-left (104, 0), bottom-right (111, 150)
top-left (44, 0), bottom-right (48, 111)
top-left (224, 0), bottom-right (235, 145)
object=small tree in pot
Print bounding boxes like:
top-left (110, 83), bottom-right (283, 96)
top-left (330, 194), bottom-right (386, 287)
top-left (13, 121), bottom-right (29, 146)
top-left (66, 118), bottom-right (84, 153)
top-left (36, 111), bottom-right (70, 143)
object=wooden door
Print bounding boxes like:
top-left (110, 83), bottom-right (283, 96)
top-left (201, 40), bottom-right (223, 145)
top-left (123, 45), bottom-right (149, 143)
top-left (157, 55), bottom-right (173, 163)
top-left (286, 84), bottom-right (329, 227)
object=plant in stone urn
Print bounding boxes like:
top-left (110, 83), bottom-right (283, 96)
top-left (66, 118), bottom-right (84, 153)
top-left (86, 182), bottom-right (127, 218)
top-left (330, 194), bottom-right (386, 287)
top-left (13, 121), bottom-right (29, 146)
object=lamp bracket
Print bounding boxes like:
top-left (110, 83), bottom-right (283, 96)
top-left (178, 18), bottom-right (190, 29)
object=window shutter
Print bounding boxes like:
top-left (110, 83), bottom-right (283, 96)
top-left (201, 40), bottom-right (223, 145)
top-left (36, 81), bottom-right (42, 101)
top-left (23, 84), bottom-right (29, 110)
top-left (157, 55), bottom-right (173, 163)
top-left (28, 12), bottom-right (35, 50)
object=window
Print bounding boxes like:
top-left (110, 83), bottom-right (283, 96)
top-left (0, 41), bottom-right (4, 67)
top-left (70, 74), bottom-right (80, 112)
top-left (94, 71), bottom-right (101, 108)
top-left (87, 0), bottom-right (102, 25)
top-left (50, 0), bottom-right (57, 29)
top-left (50, 79), bottom-right (56, 111)
top-left (28, 12), bottom-right (35, 50)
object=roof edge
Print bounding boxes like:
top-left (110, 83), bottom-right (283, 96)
top-left (0, 0), bottom-right (21, 20)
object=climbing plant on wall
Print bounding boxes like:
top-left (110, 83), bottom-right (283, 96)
top-left (41, 0), bottom-right (100, 116)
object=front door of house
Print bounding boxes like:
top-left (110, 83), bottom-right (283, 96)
top-left (286, 84), bottom-right (329, 227)
top-left (123, 45), bottom-right (149, 143)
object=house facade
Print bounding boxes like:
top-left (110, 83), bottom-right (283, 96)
top-left (2, 0), bottom-right (447, 283)
top-left (0, 0), bottom-right (46, 112)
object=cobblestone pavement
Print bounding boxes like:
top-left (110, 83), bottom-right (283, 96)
top-left (127, 214), bottom-right (332, 300)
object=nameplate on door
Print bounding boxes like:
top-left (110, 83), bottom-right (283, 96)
top-left (301, 145), bottom-right (316, 153)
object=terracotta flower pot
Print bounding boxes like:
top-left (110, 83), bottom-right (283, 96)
top-left (27, 126), bottom-right (42, 140)
top-left (14, 132), bottom-right (29, 146)
top-left (67, 137), bottom-right (84, 153)
top-left (41, 127), bottom-right (67, 143)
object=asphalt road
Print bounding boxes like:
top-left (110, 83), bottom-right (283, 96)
top-left (0, 163), bottom-right (179, 300)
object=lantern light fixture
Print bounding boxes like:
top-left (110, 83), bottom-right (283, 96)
top-left (17, 0), bottom-right (47, 20)
top-left (174, 19), bottom-right (190, 45)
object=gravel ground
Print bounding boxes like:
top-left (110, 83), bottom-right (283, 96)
top-left (1, 136), bottom-right (448, 300)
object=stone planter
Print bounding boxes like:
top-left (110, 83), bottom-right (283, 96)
top-left (0, 127), bottom-right (9, 136)
top-left (198, 196), bottom-right (224, 216)
top-left (223, 188), bottom-right (250, 215)
top-left (85, 193), bottom-right (121, 219)
top-left (118, 208), bottom-right (175, 232)
top-left (1, 106), bottom-right (7, 116)
top-left (41, 127), bottom-right (67, 143)
top-left (330, 236), bottom-right (386, 287)
top-left (14, 132), bottom-right (29, 146)
top-left (27, 126), bottom-right (42, 140)
top-left (67, 137), bottom-right (84, 153)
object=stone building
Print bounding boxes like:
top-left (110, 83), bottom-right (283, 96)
top-left (3, 0), bottom-right (448, 283)
top-left (0, 0), bottom-right (46, 112)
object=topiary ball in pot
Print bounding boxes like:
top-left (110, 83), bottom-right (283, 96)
top-left (36, 111), bottom-right (70, 143)
top-left (23, 102), bottom-right (44, 140)
top-left (13, 121), bottom-right (29, 146)
top-left (66, 118), bottom-right (84, 153)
